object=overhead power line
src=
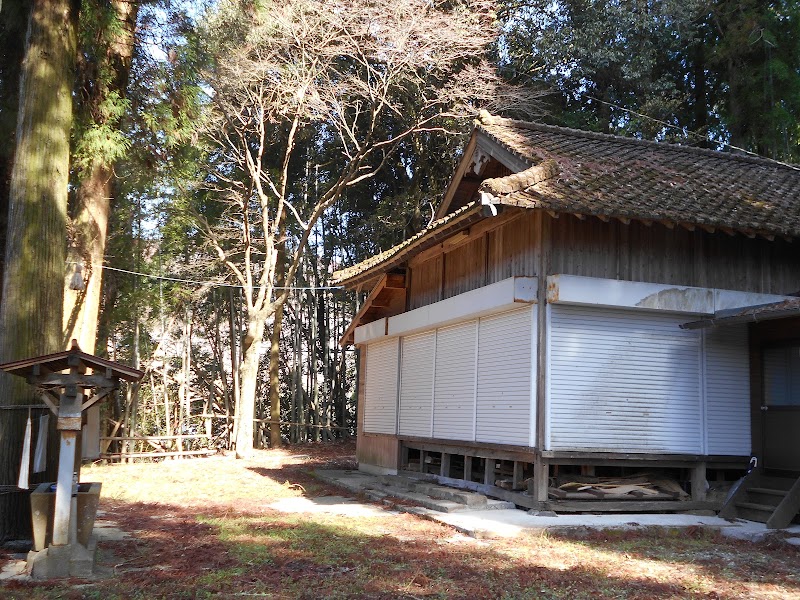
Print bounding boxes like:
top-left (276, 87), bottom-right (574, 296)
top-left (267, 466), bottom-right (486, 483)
top-left (69, 262), bottom-right (344, 291)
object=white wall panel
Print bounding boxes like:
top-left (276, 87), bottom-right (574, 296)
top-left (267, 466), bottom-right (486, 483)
top-left (363, 338), bottom-right (399, 434)
top-left (548, 305), bottom-right (703, 453)
top-left (704, 325), bottom-right (751, 455)
top-left (476, 307), bottom-right (534, 446)
top-left (433, 321), bottom-right (478, 441)
top-left (398, 332), bottom-right (435, 436)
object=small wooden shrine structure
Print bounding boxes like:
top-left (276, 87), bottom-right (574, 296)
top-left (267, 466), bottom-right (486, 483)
top-left (0, 340), bottom-right (143, 578)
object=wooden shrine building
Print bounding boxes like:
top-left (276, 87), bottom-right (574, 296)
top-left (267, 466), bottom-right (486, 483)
top-left (334, 113), bottom-right (800, 527)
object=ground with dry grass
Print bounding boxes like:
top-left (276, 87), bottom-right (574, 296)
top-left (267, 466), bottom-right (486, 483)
top-left (1, 442), bottom-right (798, 599)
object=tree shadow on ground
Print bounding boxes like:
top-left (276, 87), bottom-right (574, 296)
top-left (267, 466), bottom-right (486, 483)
top-left (547, 526), bottom-right (800, 596)
top-left (0, 499), bottom-right (711, 600)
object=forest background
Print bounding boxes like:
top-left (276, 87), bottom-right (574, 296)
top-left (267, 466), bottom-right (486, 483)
top-left (0, 0), bottom-right (798, 540)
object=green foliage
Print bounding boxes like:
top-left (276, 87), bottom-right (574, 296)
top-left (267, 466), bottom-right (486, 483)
top-left (72, 0), bottom-right (133, 175)
top-left (497, 0), bottom-right (800, 159)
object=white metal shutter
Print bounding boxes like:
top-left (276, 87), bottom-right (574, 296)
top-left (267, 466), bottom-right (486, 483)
top-left (433, 321), bottom-right (477, 441)
top-left (363, 338), bottom-right (399, 434)
top-left (476, 307), bottom-right (534, 446)
top-left (398, 331), bottom-right (435, 436)
top-left (704, 325), bottom-right (751, 455)
top-left (548, 305), bottom-right (702, 453)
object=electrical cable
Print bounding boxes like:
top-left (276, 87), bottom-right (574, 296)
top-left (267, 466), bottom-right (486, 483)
top-left (69, 262), bottom-right (344, 291)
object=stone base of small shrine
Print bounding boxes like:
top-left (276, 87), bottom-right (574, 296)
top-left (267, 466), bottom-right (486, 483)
top-left (26, 537), bottom-right (98, 579)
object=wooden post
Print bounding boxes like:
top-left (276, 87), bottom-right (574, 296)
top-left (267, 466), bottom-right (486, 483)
top-left (440, 453), bottom-right (451, 478)
top-left (53, 388), bottom-right (82, 546)
top-left (533, 211), bottom-right (551, 503)
top-left (52, 431), bottom-right (77, 546)
top-left (513, 461), bottom-right (525, 490)
top-left (483, 457), bottom-right (495, 486)
top-left (464, 455), bottom-right (473, 481)
top-left (531, 459), bottom-right (549, 503)
top-left (691, 463), bottom-right (707, 502)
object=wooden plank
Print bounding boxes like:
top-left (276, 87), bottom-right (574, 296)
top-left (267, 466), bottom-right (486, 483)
top-left (691, 463), bottom-right (707, 501)
top-left (100, 435), bottom-right (210, 441)
top-left (440, 453), bottom-right (451, 478)
top-left (409, 209), bottom-right (524, 269)
top-left (400, 471), bottom-right (719, 513)
top-left (400, 437), bottom-right (535, 462)
top-left (101, 450), bottom-right (214, 459)
top-left (765, 475), bottom-right (800, 529)
top-left (542, 500), bottom-right (717, 513)
top-left (341, 272), bottom-right (406, 346)
top-left (513, 461), bottom-right (525, 490)
top-left (484, 458), bottom-right (495, 486)
top-left (436, 132), bottom-right (478, 220)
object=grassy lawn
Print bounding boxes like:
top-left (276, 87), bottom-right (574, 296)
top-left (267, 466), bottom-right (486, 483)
top-left (1, 442), bottom-right (798, 599)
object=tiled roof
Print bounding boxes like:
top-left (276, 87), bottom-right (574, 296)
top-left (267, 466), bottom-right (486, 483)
top-left (331, 203), bottom-right (485, 286)
top-left (478, 114), bottom-right (800, 239)
top-left (333, 114), bottom-right (800, 287)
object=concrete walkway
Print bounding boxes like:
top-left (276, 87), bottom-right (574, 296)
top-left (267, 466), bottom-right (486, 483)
top-left (314, 468), bottom-right (800, 544)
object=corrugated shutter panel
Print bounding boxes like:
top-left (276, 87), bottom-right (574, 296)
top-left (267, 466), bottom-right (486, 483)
top-left (476, 307), bottom-right (534, 446)
top-left (363, 338), bottom-right (399, 434)
top-left (398, 331), bottom-right (435, 436)
top-left (704, 325), bottom-right (751, 455)
top-left (433, 321), bottom-right (477, 441)
top-left (549, 305), bottom-right (702, 453)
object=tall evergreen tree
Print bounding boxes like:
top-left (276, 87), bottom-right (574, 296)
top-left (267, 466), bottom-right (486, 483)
top-left (0, 0), bottom-right (78, 541)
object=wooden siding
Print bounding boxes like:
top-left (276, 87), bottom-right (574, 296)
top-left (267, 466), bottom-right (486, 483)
top-left (407, 211), bottom-right (800, 311)
top-left (357, 434), bottom-right (399, 470)
top-left (548, 305), bottom-right (703, 454)
top-left (408, 254), bottom-right (442, 310)
top-left (487, 211), bottom-right (538, 284)
top-left (443, 236), bottom-right (487, 299)
top-left (432, 321), bottom-right (478, 441)
top-left (548, 214), bottom-right (800, 294)
top-left (475, 307), bottom-right (534, 446)
top-left (363, 338), bottom-right (399, 434)
top-left (704, 325), bottom-right (751, 456)
top-left (398, 331), bottom-right (435, 436)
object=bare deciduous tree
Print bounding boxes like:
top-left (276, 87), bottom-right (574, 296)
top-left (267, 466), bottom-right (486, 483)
top-left (198, 0), bottom-right (539, 456)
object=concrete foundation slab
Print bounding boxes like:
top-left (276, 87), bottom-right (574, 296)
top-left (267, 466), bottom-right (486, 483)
top-left (314, 468), bottom-right (800, 544)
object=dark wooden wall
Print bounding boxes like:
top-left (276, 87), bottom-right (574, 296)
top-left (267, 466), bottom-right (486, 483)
top-left (407, 210), bottom-right (800, 310)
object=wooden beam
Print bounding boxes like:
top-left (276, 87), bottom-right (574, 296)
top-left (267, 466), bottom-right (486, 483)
top-left (436, 132), bottom-right (479, 220)
top-left (340, 271), bottom-right (407, 346)
top-left (443, 230), bottom-right (470, 247)
top-left (409, 208), bottom-right (525, 268)
top-left (440, 453), bottom-right (451, 478)
top-left (38, 391), bottom-right (58, 415)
